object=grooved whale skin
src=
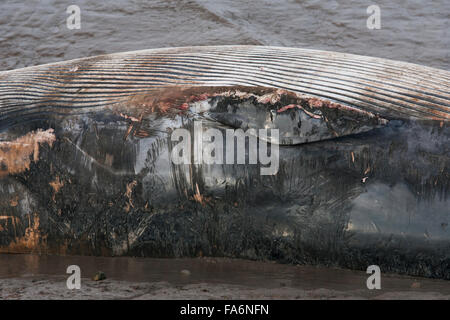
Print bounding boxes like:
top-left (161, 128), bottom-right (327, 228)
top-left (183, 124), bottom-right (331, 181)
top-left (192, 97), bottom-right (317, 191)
top-left (0, 46), bottom-right (449, 130)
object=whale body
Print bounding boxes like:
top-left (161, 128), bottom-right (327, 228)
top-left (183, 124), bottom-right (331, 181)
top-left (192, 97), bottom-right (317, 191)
top-left (0, 46), bottom-right (449, 279)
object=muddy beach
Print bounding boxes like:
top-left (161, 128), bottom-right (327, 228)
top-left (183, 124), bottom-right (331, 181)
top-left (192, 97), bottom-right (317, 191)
top-left (1, 254), bottom-right (449, 299)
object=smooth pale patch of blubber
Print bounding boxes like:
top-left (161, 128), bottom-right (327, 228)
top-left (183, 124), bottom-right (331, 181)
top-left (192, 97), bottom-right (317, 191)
top-left (195, 88), bottom-right (388, 145)
top-left (348, 183), bottom-right (450, 239)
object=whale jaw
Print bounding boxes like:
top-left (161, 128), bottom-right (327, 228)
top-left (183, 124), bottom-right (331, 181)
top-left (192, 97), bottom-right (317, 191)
top-left (112, 86), bottom-right (388, 145)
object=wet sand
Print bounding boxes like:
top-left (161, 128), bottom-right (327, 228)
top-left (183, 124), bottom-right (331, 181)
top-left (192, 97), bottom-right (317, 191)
top-left (1, 254), bottom-right (449, 299)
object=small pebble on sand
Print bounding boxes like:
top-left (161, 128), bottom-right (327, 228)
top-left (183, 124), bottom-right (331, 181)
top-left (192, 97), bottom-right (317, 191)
top-left (180, 269), bottom-right (191, 276)
top-left (92, 271), bottom-right (107, 281)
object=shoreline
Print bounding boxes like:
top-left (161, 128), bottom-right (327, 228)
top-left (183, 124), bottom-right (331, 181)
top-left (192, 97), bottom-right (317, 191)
top-left (1, 254), bottom-right (449, 300)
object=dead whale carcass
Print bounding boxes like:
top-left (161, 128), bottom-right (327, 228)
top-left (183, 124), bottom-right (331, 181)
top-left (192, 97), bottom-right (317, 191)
top-left (0, 46), bottom-right (449, 279)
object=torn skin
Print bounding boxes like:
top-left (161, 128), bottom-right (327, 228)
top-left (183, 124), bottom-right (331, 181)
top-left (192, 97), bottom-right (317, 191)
top-left (0, 129), bottom-right (56, 177)
top-left (111, 86), bottom-right (388, 145)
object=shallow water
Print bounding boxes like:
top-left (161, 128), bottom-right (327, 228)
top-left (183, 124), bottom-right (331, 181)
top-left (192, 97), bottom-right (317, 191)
top-left (0, 0), bottom-right (448, 71)
top-left (1, 254), bottom-right (449, 297)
